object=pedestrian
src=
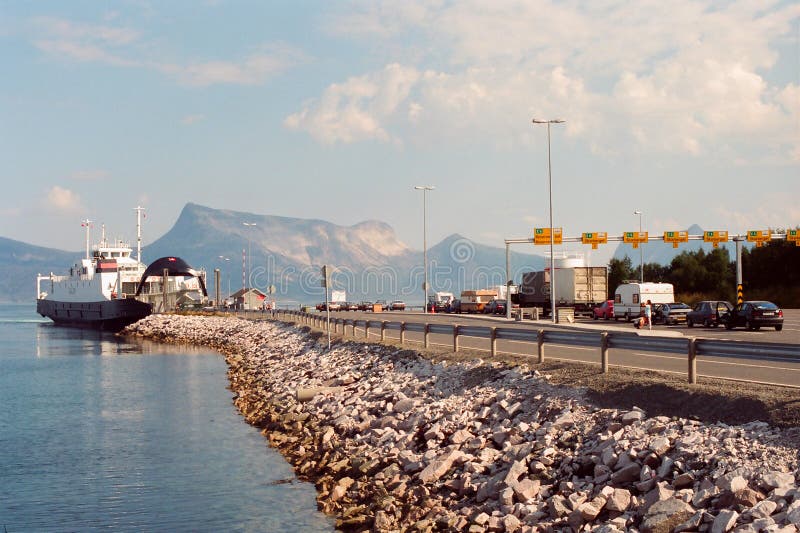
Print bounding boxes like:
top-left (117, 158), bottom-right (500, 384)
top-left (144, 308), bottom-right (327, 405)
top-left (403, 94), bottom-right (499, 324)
top-left (644, 299), bottom-right (652, 330)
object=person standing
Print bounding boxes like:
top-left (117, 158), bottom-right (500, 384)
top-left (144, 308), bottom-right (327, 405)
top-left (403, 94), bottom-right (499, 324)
top-left (644, 300), bottom-right (652, 330)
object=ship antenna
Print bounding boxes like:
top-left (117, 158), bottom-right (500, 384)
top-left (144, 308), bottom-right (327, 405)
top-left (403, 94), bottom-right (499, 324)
top-left (133, 206), bottom-right (146, 263)
top-left (81, 219), bottom-right (92, 259)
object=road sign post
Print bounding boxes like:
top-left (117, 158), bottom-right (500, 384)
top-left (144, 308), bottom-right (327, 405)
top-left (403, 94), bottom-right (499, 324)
top-left (703, 230), bottom-right (729, 249)
top-left (663, 230), bottom-right (689, 249)
top-left (581, 231), bottom-right (608, 250)
top-left (747, 230), bottom-right (771, 248)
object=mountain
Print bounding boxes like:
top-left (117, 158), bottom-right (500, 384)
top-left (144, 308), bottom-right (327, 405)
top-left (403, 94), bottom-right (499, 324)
top-left (612, 224), bottom-right (739, 265)
top-left (144, 203), bottom-right (547, 305)
top-left (0, 237), bottom-right (78, 302)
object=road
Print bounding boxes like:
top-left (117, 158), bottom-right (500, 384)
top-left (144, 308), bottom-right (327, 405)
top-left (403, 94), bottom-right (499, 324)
top-left (299, 309), bottom-right (800, 388)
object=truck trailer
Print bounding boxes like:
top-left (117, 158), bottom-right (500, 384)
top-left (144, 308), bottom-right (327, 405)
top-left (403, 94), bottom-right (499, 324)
top-left (514, 266), bottom-right (607, 316)
top-left (460, 289), bottom-right (497, 313)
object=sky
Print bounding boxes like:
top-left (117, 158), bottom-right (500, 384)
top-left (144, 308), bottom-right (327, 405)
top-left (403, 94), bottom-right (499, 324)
top-left (1, 1), bottom-right (798, 264)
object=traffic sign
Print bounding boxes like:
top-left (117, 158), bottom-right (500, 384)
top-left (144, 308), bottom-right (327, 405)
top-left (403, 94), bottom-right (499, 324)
top-left (533, 227), bottom-right (562, 245)
top-left (623, 231), bottom-right (648, 249)
top-left (581, 232), bottom-right (608, 249)
top-left (663, 230), bottom-right (688, 248)
top-left (788, 229), bottom-right (800, 247)
top-left (703, 230), bottom-right (728, 248)
top-left (747, 230), bottom-right (771, 248)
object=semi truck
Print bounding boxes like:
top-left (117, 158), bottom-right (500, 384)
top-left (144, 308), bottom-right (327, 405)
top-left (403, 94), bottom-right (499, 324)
top-left (514, 264), bottom-right (607, 317)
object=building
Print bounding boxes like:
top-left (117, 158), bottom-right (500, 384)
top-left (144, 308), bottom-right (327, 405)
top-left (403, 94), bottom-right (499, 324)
top-left (230, 287), bottom-right (267, 310)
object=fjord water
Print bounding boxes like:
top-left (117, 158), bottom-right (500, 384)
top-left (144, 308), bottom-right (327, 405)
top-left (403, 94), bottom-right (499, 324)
top-left (0, 304), bottom-right (332, 532)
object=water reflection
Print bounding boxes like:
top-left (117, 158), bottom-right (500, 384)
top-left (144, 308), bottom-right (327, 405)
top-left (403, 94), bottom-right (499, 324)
top-left (35, 323), bottom-right (211, 357)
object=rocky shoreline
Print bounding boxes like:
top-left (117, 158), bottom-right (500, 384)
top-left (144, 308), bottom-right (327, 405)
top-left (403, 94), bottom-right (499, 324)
top-left (124, 314), bottom-right (800, 532)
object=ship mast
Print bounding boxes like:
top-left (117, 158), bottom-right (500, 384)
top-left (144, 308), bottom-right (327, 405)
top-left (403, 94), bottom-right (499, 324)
top-left (133, 206), bottom-right (146, 263)
top-left (81, 219), bottom-right (92, 259)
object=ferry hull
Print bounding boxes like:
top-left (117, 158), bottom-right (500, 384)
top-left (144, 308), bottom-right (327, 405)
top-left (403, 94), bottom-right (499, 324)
top-left (37, 298), bottom-right (152, 332)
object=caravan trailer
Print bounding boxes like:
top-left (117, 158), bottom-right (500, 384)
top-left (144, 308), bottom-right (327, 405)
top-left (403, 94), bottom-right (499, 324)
top-left (613, 282), bottom-right (675, 321)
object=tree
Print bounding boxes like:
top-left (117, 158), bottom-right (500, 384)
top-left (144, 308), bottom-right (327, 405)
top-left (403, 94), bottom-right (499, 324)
top-left (607, 257), bottom-right (635, 298)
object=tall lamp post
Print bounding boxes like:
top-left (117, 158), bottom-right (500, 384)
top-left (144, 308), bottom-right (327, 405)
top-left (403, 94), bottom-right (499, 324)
top-left (242, 222), bottom-right (257, 295)
top-left (532, 118), bottom-right (565, 324)
top-left (414, 185), bottom-right (435, 313)
top-left (633, 210), bottom-right (643, 283)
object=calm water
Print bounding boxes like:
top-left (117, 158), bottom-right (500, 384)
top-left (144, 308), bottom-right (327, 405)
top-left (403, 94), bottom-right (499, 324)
top-left (0, 304), bottom-right (333, 532)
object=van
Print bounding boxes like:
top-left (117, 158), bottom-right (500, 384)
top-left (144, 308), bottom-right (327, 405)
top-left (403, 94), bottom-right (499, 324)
top-left (613, 282), bottom-right (675, 321)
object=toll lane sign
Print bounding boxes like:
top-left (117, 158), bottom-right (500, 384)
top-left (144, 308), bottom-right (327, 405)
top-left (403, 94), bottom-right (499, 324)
top-left (747, 230), bottom-right (771, 248)
top-left (534, 227), bottom-right (563, 245)
top-left (581, 232), bottom-right (608, 249)
top-left (703, 230), bottom-right (728, 248)
top-left (623, 231), bottom-right (648, 249)
top-left (788, 229), bottom-right (800, 247)
top-left (663, 230), bottom-right (688, 248)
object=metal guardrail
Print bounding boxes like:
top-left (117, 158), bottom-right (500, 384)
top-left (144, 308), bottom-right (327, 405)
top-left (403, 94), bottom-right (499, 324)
top-left (249, 310), bottom-right (799, 384)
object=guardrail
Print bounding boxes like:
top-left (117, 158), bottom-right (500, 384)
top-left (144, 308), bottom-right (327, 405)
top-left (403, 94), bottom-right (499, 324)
top-left (235, 309), bottom-right (799, 384)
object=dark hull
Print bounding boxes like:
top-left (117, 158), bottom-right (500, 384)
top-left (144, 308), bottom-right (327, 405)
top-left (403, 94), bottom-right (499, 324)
top-left (37, 298), bottom-right (152, 332)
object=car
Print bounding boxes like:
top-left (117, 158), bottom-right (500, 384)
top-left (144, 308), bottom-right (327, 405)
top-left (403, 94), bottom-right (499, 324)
top-left (426, 300), bottom-right (447, 313)
top-left (652, 302), bottom-right (691, 325)
top-left (317, 302), bottom-right (341, 311)
top-left (374, 300), bottom-right (388, 311)
top-left (593, 300), bottom-right (614, 320)
top-left (686, 300), bottom-right (733, 328)
top-left (448, 299), bottom-right (461, 313)
top-left (723, 301), bottom-right (784, 331)
top-left (357, 301), bottom-right (373, 311)
top-left (388, 300), bottom-right (406, 311)
top-left (484, 299), bottom-right (507, 315)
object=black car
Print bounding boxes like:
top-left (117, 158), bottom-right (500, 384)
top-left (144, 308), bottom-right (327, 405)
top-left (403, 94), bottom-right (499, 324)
top-left (449, 299), bottom-right (461, 314)
top-left (723, 301), bottom-right (784, 331)
top-left (651, 302), bottom-right (691, 325)
top-left (484, 299), bottom-right (507, 315)
top-left (687, 300), bottom-right (733, 328)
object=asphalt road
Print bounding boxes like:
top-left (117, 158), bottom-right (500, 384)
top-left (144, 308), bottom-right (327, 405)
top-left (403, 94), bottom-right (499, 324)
top-left (304, 309), bottom-right (800, 388)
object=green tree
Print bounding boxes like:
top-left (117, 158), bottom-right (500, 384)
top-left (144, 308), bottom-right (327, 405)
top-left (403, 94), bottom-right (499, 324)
top-left (607, 257), bottom-right (635, 298)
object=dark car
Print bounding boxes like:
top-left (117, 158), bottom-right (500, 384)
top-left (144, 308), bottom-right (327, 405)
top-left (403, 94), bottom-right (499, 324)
top-left (652, 302), bottom-right (691, 325)
top-left (449, 299), bottom-right (462, 314)
top-left (723, 301), bottom-right (784, 331)
top-left (593, 300), bottom-right (614, 320)
top-left (484, 299), bottom-right (507, 315)
top-left (687, 300), bottom-right (733, 328)
top-left (358, 301), bottom-right (373, 311)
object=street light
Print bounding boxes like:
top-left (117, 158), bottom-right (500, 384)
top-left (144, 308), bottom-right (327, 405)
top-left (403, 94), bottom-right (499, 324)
top-left (532, 118), bottom-right (565, 324)
top-left (218, 256), bottom-right (231, 299)
top-left (633, 210), bottom-right (643, 283)
top-left (242, 223), bottom-right (257, 292)
top-left (414, 185), bottom-right (435, 313)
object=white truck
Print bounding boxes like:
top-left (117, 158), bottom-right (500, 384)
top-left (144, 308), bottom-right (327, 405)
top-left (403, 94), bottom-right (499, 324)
top-left (516, 266), bottom-right (607, 317)
top-left (613, 282), bottom-right (675, 321)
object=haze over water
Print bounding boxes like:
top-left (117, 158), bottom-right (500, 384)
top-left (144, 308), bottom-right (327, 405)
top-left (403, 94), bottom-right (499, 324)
top-left (0, 304), bottom-right (332, 532)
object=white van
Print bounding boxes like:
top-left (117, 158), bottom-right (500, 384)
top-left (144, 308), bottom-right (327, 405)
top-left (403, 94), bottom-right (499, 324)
top-left (613, 282), bottom-right (675, 321)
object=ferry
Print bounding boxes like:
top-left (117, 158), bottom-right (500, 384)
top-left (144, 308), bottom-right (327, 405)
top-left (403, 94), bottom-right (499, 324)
top-left (36, 207), bottom-right (156, 331)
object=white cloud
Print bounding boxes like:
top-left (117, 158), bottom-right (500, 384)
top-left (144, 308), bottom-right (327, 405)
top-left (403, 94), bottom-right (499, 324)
top-left (31, 17), bottom-right (306, 87)
top-left (45, 186), bottom-right (84, 213)
top-left (285, 63), bottom-right (420, 144)
top-left (181, 114), bottom-right (205, 125)
top-left (297, 1), bottom-right (799, 161)
top-left (159, 44), bottom-right (307, 87)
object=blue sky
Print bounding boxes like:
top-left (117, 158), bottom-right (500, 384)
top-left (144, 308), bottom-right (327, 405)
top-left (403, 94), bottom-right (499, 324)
top-left (1, 1), bottom-right (798, 264)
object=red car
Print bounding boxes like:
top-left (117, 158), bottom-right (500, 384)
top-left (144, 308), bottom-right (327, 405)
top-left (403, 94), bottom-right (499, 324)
top-left (593, 300), bottom-right (614, 320)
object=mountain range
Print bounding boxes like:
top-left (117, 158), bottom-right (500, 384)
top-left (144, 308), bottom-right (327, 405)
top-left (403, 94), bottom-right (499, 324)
top-left (3, 203), bottom-right (733, 304)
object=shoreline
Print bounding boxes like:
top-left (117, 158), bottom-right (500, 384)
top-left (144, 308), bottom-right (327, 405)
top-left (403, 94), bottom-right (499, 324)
top-left (124, 314), bottom-right (800, 532)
